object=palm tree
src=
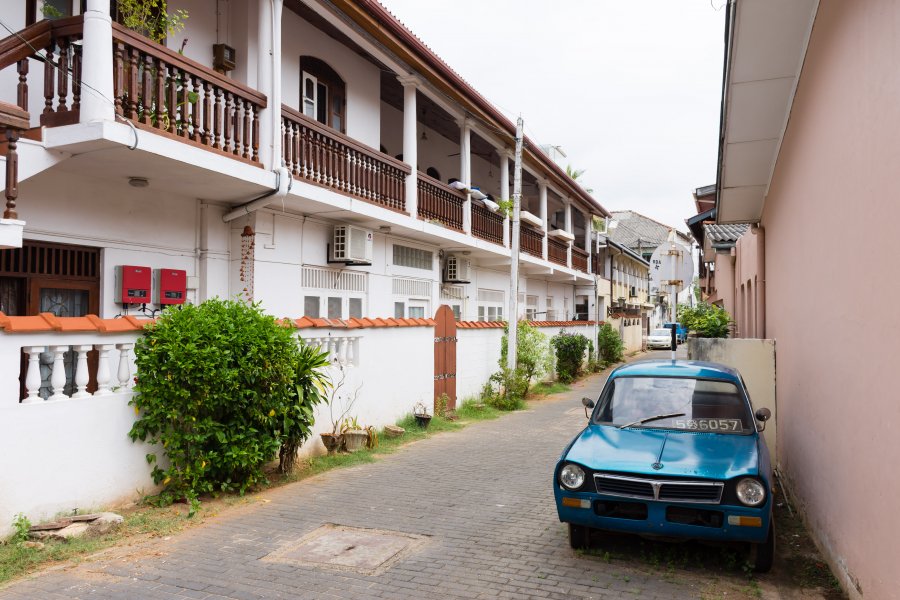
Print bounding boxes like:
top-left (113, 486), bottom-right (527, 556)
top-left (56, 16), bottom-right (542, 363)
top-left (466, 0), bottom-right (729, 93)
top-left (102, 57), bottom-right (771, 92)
top-left (566, 165), bottom-right (593, 194)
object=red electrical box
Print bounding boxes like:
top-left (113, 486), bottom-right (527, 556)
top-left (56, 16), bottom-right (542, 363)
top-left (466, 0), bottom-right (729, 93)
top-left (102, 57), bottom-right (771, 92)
top-left (117, 265), bottom-right (151, 304)
top-left (155, 268), bottom-right (187, 305)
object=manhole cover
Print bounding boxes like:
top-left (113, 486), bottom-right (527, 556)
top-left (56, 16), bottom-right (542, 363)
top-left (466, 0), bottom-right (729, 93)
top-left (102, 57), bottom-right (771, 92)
top-left (263, 524), bottom-right (427, 575)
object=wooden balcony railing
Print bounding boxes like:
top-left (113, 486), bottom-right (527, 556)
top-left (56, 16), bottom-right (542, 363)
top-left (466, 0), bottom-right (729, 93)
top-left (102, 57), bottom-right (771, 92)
top-left (472, 202), bottom-right (505, 245)
top-left (548, 237), bottom-right (569, 266)
top-left (282, 106), bottom-right (410, 213)
top-left (112, 23), bottom-right (267, 164)
top-left (2, 101), bottom-right (30, 220)
top-left (572, 247), bottom-right (589, 273)
top-left (417, 172), bottom-right (464, 231)
top-left (520, 225), bottom-right (543, 258)
top-left (0, 16), bottom-right (84, 126)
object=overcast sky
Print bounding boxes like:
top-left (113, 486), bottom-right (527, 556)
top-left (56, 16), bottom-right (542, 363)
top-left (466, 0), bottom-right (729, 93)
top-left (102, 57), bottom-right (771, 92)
top-left (378, 0), bottom-right (726, 232)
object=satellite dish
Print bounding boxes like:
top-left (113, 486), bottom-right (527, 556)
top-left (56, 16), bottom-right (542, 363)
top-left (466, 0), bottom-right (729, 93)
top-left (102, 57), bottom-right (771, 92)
top-left (649, 241), bottom-right (693, 295)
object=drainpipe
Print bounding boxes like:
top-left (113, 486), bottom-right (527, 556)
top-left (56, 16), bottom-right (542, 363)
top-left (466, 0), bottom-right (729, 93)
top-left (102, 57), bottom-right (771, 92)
top-left (222, 0), bottom-right (287, 223)
top-left (754, 224), bottom-right (766, 337)
top-left (222, 168), bottom-right (290, 222)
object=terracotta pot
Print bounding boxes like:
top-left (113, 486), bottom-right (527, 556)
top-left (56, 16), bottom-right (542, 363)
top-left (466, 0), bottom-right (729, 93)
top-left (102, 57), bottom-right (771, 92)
top-left (343, 429), bottom-right (368, 453)
top-left (320, 432), bottom-right (342, 454)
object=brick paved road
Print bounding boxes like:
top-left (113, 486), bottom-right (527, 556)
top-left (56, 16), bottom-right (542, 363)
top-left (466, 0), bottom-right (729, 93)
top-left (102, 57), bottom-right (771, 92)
top-left (3, 350), bottom-right (759, 600)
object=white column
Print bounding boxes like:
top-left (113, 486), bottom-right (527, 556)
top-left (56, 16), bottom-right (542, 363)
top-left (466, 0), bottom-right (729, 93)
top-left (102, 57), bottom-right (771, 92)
top-left (271, 0), bottom-right (284, 169)
top-left (399, 77), bottom-right (419, 218)
top-left (539, 180), bottom-right (548, 259)
top-left (117, 343), bottom-right (134, 389)
top-left (585, 212), bottom-right (593, 273)
top-left (500, 151), bottom-right (510, 248)
top-left (22, 346), bottom-right (46, 403)
top-left (256, 0), bottom-right (274, 168)
top-left (80, 0), bottom-right (115, 122)
top-left (94, 344), bottom-right (115, 395)
top-left (459, 118), bottom-right (472, 234)
top-left (72, 345), bottom-right (93, 398)
top-left (48, 346), bottom-right (69, 401)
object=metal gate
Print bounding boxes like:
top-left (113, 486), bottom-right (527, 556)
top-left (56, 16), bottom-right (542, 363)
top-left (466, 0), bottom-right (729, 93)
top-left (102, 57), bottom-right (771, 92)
top-left (433, 304), bottom-right (457, 411)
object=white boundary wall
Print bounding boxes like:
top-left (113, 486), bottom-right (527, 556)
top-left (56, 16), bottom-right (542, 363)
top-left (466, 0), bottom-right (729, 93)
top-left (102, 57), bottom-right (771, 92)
top-left (0, 320), bottom-right (599, 531)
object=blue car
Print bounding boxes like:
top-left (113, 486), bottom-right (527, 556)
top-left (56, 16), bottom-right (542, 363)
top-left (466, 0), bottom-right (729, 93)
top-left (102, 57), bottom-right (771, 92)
top-left (554, 360), bottom-right (774, 572)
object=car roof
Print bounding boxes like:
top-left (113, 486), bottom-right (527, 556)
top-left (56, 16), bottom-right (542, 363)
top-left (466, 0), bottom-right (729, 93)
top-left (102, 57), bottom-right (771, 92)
top-left (610, 359), bottom-right (742, 383)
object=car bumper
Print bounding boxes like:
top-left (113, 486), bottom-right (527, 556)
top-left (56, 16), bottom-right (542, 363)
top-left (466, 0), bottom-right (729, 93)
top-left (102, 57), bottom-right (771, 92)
top-left (554, 489), bottom-right (771, 544)
top-left (647, 341), bottom-right (670, 349)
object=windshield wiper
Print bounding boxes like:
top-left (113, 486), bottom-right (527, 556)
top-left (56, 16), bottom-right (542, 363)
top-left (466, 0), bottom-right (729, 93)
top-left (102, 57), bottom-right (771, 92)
top-left (618, 412), bottom-right (686, 429)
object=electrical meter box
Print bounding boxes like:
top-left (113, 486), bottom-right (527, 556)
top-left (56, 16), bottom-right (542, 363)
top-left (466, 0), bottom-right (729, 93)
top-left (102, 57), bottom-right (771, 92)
top-left (117, 265), bottom-right (151, 304)
top-left (155, 268), bottom-right (187, 305)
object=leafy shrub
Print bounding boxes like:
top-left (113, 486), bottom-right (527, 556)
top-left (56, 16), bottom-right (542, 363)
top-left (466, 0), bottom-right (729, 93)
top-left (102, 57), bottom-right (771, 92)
top-left (678, 302), bottom-right (733, 338)
top-left (550, 331), bottom-right (590, 383)
top-left (129, 299), bottom-right (327, 509)
top-left (10, 513), bottom-right (30, 543)
top-left (499, 321), bottom-right (553, 392)
top-left (278, 342), bottom-right (331, 473)
top-left (480, 367), bottom-right (528, 411)
top-left (597, 323), bottom-right (624, 364)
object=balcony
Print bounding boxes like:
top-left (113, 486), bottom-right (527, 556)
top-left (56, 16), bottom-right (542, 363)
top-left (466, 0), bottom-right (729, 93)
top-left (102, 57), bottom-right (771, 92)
top-left (547, 237), bottom-right (568, 267)
top-left (572, 247), bottom-right (589, 273)
top-left (282, 106), bottom-right (410, 214)
top-left (471, 203), bottom-right (506, 246)
top-left (520, 225), bottom-right (543, 258)
top-left (416, 173), bottom-right (464, 231)
top-left (0, 16), bottom-right (268, 165)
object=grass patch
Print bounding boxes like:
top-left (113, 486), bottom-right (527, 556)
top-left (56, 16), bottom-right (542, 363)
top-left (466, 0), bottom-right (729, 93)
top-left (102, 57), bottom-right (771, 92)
top-left (0, 503), bottom-right (197, 586)
top-left (456, 399), bottom-right (501, 421)
top-left (530, 381), bottom-right (571, 396)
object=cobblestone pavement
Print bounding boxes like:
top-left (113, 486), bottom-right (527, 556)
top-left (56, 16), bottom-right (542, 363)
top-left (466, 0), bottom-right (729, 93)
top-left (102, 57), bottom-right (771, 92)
top-left (3, 350), bottom-right (757, 600)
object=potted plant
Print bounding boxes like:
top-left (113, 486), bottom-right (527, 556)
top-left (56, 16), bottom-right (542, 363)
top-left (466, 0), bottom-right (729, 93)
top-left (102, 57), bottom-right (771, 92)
top-left (413, 401), bottom-right (432, 429)
top-left (340, 416), bottom-right (368, 453)
top-left (320, 366), bottom-right (359, 454)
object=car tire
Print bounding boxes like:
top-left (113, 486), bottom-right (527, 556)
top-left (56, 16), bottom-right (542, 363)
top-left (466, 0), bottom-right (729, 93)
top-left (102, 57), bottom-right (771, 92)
top-left (568, 523), bottom-right (590, 550)
top-left (750, 522), bottom-right (775, 573)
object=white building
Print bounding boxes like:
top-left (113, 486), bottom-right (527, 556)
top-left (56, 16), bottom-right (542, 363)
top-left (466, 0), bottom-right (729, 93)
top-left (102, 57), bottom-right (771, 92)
top-left (0, 0), bottom-right (610, 524)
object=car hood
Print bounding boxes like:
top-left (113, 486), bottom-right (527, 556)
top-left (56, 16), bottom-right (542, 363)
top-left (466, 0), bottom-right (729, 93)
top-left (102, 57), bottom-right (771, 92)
top-left (565, 425), bottom-right (759, 480)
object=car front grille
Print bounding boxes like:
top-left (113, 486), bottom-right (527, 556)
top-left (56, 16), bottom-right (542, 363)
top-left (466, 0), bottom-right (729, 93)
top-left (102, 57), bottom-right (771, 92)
top-left (594, 473), bottom-right (724, 504)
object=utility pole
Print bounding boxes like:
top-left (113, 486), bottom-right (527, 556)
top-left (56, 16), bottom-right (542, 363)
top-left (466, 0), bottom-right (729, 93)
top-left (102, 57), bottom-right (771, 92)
top-left (507, 117), bottom-right (524, 371)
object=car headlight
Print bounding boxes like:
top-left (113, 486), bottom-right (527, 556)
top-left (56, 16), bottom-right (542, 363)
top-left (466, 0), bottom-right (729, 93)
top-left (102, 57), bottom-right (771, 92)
top-left (559, 463), bottom-right (585, 490)
top-left (735, 478), bottom-right (766, 506)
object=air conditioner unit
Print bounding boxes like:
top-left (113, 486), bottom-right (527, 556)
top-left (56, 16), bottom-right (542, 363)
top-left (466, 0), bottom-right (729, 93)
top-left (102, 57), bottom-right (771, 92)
top-left (443, 254), bottom-right (471, 283)
top-left (330, 225), bottom-right (373, 264)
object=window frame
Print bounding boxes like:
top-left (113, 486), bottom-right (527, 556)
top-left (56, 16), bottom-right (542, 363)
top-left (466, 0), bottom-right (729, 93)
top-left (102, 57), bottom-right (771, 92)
top-left (300, 57), bottom-right (346, 134)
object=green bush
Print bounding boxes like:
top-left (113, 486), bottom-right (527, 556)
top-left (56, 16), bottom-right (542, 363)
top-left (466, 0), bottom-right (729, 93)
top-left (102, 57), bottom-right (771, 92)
top-left (678, 302), bottom-right (733, 338)
top-left (597, 323), bottom-right (624, 363)
top-left (499, 321), bottom-right (553, 392)
top-left (129, 299), bottom-right (328, 510)
top-left (550, 331), bottom-right (590, 383)
top-left (480, 367), bottom-right (528, 411)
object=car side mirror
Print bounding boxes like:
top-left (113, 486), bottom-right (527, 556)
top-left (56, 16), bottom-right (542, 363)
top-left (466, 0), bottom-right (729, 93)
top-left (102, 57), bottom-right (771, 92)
top-left (755, 407), bottom-right (771, 431)
top-left (582, 397), bottom-right (595, 419)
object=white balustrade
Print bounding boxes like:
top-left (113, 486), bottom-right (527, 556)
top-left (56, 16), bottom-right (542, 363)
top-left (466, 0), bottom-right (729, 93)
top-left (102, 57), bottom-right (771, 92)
top-left (16, 340), bottom-right (137, 403)
top-left (22, 346), bottom-right (46, 404)
top-left (116, 343), bottom-right (134, 389)
top-left (71, 345), bottom-right (93, 399)
top-left (48, 346), bottom-right (69, 401)
top-left (298, 335), bottom-right (359, 367)
top-left (94, 344), bottom-right (115, 396)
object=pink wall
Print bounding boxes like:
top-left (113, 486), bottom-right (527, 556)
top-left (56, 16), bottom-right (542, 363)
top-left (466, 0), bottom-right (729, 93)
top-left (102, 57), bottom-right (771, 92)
top-left (761, 1), bottom-right (900, 597)
top-left (733, 228), bottom-right (764, 339)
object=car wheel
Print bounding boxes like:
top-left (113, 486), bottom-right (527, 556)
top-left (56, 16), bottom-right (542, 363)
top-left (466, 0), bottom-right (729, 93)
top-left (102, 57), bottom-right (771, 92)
top-left (749, 522), bottom-right (775, 573)
top-left (569, 523), bottom-right (590, 550)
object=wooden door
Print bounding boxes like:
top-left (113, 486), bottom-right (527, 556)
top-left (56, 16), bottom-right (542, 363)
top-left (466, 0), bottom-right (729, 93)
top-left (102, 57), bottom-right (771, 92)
top-left (433, 305), bottom-right (457, 411)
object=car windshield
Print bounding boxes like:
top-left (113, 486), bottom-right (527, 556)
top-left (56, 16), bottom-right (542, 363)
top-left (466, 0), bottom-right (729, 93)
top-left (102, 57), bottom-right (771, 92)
top-left (650, 329), bottom-right (669, 336)
top-left (593, 376), bottom-right (753, 434)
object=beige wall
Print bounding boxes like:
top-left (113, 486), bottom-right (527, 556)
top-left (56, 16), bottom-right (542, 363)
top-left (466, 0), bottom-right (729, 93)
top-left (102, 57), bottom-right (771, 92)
top-left (760, 1), bottom-right (899, 597)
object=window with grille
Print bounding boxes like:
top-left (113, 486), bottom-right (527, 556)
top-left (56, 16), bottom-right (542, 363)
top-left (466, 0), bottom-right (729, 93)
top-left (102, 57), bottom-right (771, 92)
top-left (393, 245), bottom-right (433, 270)
top-left (304, 296), bottom-right (320, 318)
top-left (349, 298), bottom-right (362, 318)
top-left (477, 288), bottom-right (504, 322)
